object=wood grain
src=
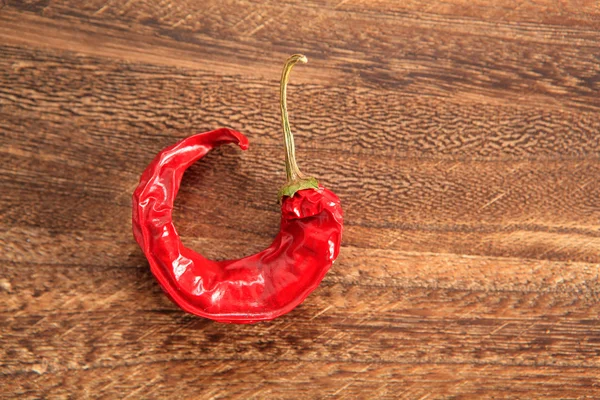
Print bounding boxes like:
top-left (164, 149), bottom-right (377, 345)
top-left (1, 0), bottom-right (599, 398)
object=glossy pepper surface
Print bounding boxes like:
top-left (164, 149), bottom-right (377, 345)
top-left (132, 55), bottom-right (343, 323)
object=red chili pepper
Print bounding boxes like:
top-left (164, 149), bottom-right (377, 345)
top-left (132, 55), bottom-right (343, 323)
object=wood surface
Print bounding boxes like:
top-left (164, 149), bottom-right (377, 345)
top-left (1, 0), bottom-right (599, 398)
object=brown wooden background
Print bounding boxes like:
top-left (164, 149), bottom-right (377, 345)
top-left (2, 0), bottom-right (600, 398)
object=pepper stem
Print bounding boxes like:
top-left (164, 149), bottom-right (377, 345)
top-left (278, 54), bottom-right (319, 201)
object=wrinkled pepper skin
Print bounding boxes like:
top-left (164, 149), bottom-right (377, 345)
top-left (132, 128), bottom-right (343, 324)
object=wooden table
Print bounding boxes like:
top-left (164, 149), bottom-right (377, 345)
top-left (2, 1), bottom-right (599, 398)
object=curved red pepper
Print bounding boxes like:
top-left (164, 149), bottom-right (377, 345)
top-left (132, 55), bottom-right (343, 323)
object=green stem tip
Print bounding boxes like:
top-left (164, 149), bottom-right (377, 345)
top-left (278, 54), bottom-right (319, 201)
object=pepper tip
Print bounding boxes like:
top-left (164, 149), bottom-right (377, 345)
top-left (226, 128), bottom-right (249, 150)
